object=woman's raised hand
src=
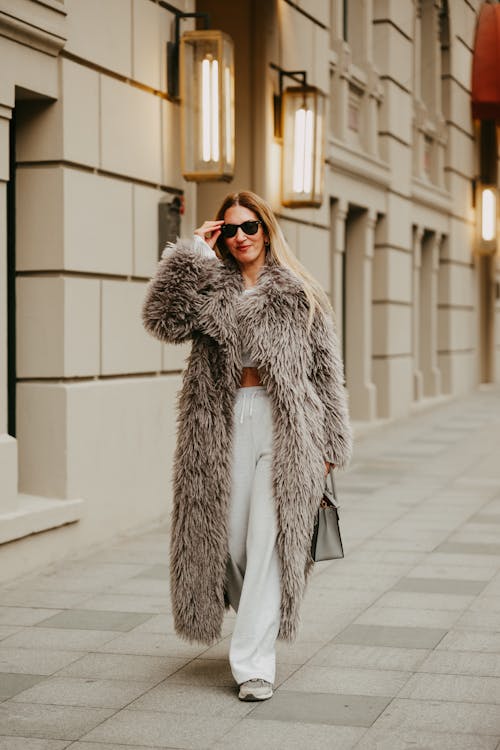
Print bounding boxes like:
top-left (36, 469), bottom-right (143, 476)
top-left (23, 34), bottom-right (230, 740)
top-left (194, 220), bottom-right (224, 249)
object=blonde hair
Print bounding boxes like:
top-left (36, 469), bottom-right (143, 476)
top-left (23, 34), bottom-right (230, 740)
top-left (215, 191), bottom-right (331, 328)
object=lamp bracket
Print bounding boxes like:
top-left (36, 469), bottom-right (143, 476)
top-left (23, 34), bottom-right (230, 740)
top-left (270, 64), bottom-right (308, 99)
top-left (162, 3), bottom-right (211, 99)
top-left (270, 64), bottom-right (309, 138)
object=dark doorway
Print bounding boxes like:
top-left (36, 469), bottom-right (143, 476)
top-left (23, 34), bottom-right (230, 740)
top-left (7, 108), bottom-right (16, 437)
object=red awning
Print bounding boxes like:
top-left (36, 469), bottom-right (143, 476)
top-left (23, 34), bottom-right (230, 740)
top-left (472, 3), bottom-right (500, 121)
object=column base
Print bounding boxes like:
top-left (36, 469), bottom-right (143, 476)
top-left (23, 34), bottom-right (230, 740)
top-left (0, 494), bottom-right (84, 546)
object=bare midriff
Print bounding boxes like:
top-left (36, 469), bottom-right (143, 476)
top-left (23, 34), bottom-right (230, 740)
top-left (240, 367), bottom-right (262, 387)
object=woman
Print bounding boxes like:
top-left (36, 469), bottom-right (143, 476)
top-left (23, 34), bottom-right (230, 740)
top-left (142, 191), bottom-right (352, 701)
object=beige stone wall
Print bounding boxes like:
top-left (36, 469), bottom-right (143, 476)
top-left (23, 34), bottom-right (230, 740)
top-left (0, 0), bottom-right (196, 579)
top-left (0, 0), bottom-right (498, 579)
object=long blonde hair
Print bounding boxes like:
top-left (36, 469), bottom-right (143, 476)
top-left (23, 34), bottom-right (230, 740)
top-left (215, 191), bottom-right (331, 328)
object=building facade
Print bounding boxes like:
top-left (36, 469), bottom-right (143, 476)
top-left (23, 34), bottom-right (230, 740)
top-left (1, 0), bottom-right (498, 580)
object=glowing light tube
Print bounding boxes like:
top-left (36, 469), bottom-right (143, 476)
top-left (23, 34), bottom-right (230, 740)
top-left (292, 107), bottom-right (314, 194)
top-left (482, 188), bottom-right (496, 242)
top-left (202, 58), bottom-right (211, 162)
top-left (211, 59), bottom-right (219, 162)
top-left (201, 57), bottom-right (219, 163)
top-left (224, 65), bottom-right (232, 166)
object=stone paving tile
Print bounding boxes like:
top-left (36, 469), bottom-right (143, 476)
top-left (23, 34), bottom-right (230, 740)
top-left (0, 591), bottom-right (88, 609)
top-left (127, 613), bottom-right (180, 635)
top-left (0, 626), bottom-right (23, 640)
top-left (368, 698), bottom-right (500, 736)
top-left (483, 577), bottom-right (500, 595)
top-left (418, 650), bottom-right (500, 678)
top-left (306, 572), bottom-right (402, 592)
top-left (470, 595), bottom-right (500, 612)
top-left (347, 548), bottom-right (424, 566)
top-left (77, 594), bottom-right (170, 614)
top-left (326, 561), bottom-right (413, 578)
top-left (280, 664), bottom-right (411, 696)
top-left (408, 557), bottom-right (498, 580)
top-left (302, 584), bottom-right (379, 609)
top-left (35, 610), bottom-right (153, 632)
top-left (392, 576), bottom-right (488, 594)
top-left (0, 702), bottom-right (115, 741)
top-left (455, 611), bottom-right (500, 631)
top-left (68, 744), bottom-right (176, 750)
top-left (0, 739), bottom-right (71, 750)
top-left (133, 563), bottom-right (169, 579)
top-left (423, 552), bottom-right (500, 569)
top-left (83, 547), bottom-right (169, 566)
top-left (0, 648), bottom-right (85, 676)
top-left (110, 578), bottom-right (170, 597)
top-left (309, 643), bottom-right (429, 672)
top-left (435, 542), bottom-right (500, 556)
top-left (372, 531), bottom-right (450, 551)
top-left (58, 653), bottom-right (186, 683)
top-left (0, 628), bottom-right (119, 652)
top-left (23, 562), bottom-right (149, 589)
top-left (165, 658), bottom-right (298, 688)
top-left (459, 514), bottom-right (500, 526)
top-left (211, 719), bottom-right (365, 750)
top-left (333, 623), bottom-right (447, 649)
top-left (94, 631), bottom-right (209, 659)
top-left (11, 676), bottom-right (154, 709)
top-left (399, 672), bottom-right (500, 703)
top-left (9, 577), bottom-right (112, 596)
top-left (295, 612), bottom-right (360, 641)
top-left (348, 537), bottom-right (437, 554)
top-left (129, 612), bottom-right (236, 640)
top-left (374, 590), bottom-right (475, 611)
top-left (250, 690), bottom-right (391, 727)
top-left (200, 635), bottom-right (323, 664)
top-left (128, 682), bottom-right (254, 717)
top-left (436, 629), bottom-right (500, 653)
top-left (80, 709), bottom-right (238, 749)
top-left (0, 608), bottom-right (61, 626)
top-left (354, 606), bottom-right (461, 629)
top-left (0, 673), bottom-right (45, 700)
top-left (354, 728), bottom-right (499, 750)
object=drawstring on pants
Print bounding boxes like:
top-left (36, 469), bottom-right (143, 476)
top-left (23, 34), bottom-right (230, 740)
top-left (239, 391), bottom-right (258, 424)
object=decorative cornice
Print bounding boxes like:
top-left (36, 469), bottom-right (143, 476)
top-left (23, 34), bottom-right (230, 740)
top-left (0, 0), bottom-right (66, 56)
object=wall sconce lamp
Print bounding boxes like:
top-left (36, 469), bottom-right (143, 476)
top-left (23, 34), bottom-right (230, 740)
top-left (473, 121), bottom-right (498, 254)
top-left (272, 64), bottom-right (326, 208)
top-left (162, 1), bottom-right (235, 182)
top-left (475, 181), bottom-right (498, 254)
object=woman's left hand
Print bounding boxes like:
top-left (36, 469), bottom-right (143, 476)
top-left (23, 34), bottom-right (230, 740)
top-left (324, 461), bottom-right (335, 477)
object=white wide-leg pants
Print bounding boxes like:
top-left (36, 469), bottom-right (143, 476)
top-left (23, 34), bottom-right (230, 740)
top-left (225, 386), bottom-right (281, 685)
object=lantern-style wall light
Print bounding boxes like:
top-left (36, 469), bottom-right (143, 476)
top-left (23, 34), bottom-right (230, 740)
top-left (164, 3), bottom-right (235, 182)
top-left (272, 66), bottom-right (326, 208)
top-left (472, 120), bottom-right (498, 255)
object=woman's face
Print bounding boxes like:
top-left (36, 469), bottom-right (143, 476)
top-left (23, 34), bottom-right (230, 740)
top-left (222, 205), bottom-right (267, 267)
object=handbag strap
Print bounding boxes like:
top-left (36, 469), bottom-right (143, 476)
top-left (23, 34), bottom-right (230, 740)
top-left (324, 470), bottom-right (340, 508)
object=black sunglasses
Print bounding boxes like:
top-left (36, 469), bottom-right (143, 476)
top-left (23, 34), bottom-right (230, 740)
top-left (220, 220), bottom-right (263, 239)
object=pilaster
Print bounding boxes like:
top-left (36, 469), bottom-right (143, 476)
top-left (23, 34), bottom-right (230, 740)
top-left (345, 209), bottom-right (377, 420)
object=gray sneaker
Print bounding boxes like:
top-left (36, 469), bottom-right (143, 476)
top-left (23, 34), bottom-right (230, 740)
top-left (238, 678), bottom-right (273, 701)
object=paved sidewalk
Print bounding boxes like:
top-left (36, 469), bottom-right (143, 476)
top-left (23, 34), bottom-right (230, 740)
top-left (1, 386), bottom-right (500, 749)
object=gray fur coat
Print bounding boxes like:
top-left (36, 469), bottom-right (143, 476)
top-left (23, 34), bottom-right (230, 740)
top-left (142, 239), bottom-right (352, 644)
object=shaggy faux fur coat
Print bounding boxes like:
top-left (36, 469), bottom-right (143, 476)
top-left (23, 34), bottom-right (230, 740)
top-left (142, 239), bottom-right (352, 644)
